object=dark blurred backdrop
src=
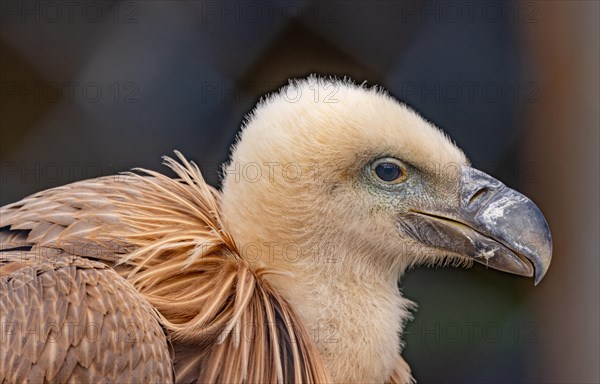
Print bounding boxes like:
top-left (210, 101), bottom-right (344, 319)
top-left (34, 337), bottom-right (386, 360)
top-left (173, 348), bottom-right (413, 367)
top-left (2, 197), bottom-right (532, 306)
top-left (1, 1), bottom-right (598, 383)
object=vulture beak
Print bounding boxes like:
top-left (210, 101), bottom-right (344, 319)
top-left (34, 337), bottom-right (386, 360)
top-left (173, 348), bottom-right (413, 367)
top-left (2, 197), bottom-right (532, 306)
top-left (400, 166), bottom-right (552, 285)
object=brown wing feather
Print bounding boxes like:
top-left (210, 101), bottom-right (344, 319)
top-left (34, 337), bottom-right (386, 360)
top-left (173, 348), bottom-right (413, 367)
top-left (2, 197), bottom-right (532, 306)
top-left (0, 250), bottom-right (173, 383)
top-left (1, 151), bottom-right (332, 383)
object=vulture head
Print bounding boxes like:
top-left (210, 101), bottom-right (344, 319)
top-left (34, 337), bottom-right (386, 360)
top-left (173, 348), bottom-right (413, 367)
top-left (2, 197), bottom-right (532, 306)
top-left (220, 77), bottom-right (552, 382)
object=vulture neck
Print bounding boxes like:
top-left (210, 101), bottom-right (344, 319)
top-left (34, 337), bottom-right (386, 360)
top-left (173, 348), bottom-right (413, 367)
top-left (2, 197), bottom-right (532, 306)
top-left (268, 241), bottom-right (412, 382)
top-left (220, 191), bottom-right (413, 381)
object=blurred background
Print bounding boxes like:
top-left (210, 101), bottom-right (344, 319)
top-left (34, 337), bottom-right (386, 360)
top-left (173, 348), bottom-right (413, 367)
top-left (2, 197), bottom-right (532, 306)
top-left (1, 1), bottom-right (598, 383)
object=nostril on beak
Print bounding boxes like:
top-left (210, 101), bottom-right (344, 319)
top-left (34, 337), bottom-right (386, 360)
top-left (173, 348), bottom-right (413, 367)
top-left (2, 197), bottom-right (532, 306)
top-left (467, 188), bottom-right (489, 207)
top-left (459, 166), bottom-right (505, 210)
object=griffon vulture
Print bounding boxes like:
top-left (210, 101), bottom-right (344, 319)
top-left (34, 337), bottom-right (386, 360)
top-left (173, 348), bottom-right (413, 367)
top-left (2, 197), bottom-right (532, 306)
top-left (0, 78), bottom-right (552, 383)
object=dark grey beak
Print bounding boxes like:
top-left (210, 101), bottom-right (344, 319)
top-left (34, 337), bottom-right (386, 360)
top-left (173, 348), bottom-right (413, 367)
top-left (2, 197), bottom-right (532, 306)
top-left (399, 166), bottom-right (552, 285)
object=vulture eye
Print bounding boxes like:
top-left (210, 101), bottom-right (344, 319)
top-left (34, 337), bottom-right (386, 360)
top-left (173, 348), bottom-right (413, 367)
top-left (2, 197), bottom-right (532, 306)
top-left (370, 158), bottom-right (406, 184)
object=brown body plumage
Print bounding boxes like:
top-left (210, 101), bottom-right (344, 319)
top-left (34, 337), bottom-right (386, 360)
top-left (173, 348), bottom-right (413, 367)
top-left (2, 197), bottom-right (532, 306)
top-left (1, 154), bottom-right (336, 383)
top-left (0, 78), bottom-right (551, 383)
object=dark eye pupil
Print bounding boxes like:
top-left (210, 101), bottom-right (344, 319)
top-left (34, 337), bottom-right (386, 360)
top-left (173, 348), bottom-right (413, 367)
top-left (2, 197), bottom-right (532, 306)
top-left (375, 163), bottom-right (402, 182)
